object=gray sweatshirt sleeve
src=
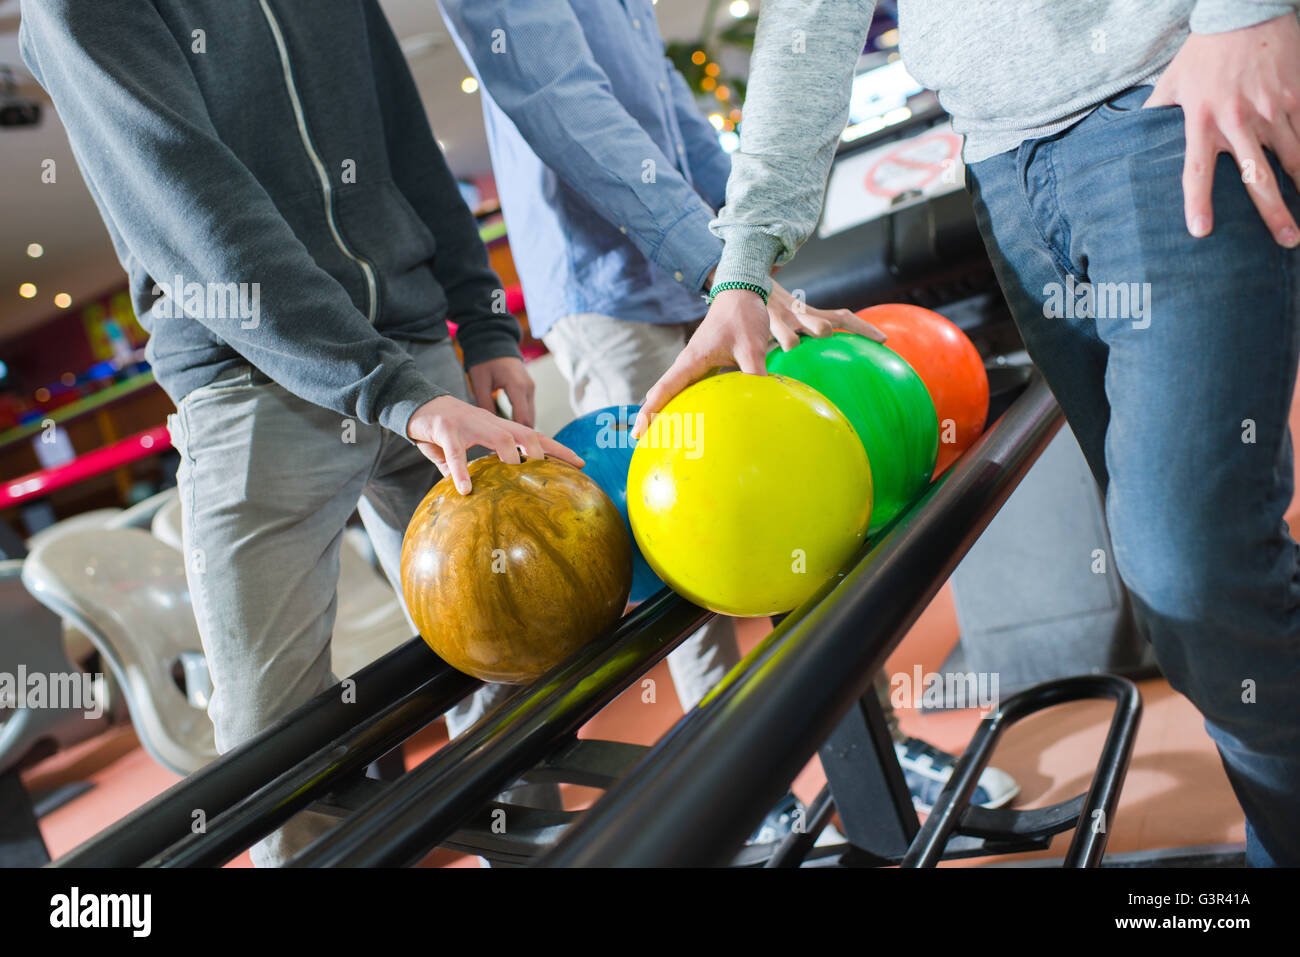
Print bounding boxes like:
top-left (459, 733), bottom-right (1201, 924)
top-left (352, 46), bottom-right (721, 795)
top-left (709, 0), bottom-right (874, 295)
top-left (711, 0), bottom-right (1300, 296)
top-left (1191, 0), bottom-right (1300, 33)
top-left (20, 0), bottom-right (447, 441)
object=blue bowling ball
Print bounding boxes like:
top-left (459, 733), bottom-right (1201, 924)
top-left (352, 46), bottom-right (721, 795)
top-left (554, 404), bottom-right (663, 603)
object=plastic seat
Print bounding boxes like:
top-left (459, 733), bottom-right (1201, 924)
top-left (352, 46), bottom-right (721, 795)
top-left (150, 494), bottom-right (184, 551)
top-left (21, 529), bottom-right (217, 775)
top-left (23, 508), bottom-right (127, 668)
top-left (332, 532), bottom-right (414, 679)
top-left (25, 508), bottom-right (123, 552)
top-left (108, 487), bottom-right (179, 530)
top-left (150, 497), bottom-right (412, 678)
top-left (0, 559), bottom-right (108, 776)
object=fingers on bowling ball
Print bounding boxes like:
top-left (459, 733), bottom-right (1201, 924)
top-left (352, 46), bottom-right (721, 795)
top-left (855, 304), bottom-right (989, 477)
top-left (628, 372), bottom-right (872, 617)
top-left (554, 405), bottom-right (664, 603)
top-left (401, 456), bottom-right (633, 684)
top-left (766, 331), bottom-right (938, 534)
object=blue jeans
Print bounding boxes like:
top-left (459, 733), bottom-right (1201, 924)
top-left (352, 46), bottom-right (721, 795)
top-left (968, 86), bottom-right (1300, 866)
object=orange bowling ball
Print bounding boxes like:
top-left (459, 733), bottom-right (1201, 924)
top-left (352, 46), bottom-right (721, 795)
top-left (400, 456), bottom-right (633, 684)
top-left (857, 304), bottom-right (989, 477)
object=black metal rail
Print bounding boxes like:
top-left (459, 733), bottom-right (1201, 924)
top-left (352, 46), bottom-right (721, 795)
top-left (52, 639), bottom-right (476, 867)
top-left (537, 374), bottom-right (1064, 867)
top-left (144, 675), bottom-right (465, 867)
top-left (901, 674), bottom-right (1142, 868)
top-left (286, 589), bottom-right (712, 867)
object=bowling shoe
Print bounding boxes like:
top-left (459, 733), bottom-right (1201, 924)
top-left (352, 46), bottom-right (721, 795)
top-left (895, 737), bottom-right (1020, 813)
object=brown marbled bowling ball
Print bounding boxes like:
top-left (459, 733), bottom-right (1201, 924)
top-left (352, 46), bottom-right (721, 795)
top-left (400, 456), bottom-right (633, 684)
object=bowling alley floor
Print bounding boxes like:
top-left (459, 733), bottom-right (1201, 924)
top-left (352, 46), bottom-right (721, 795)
top-left (30, 390), bottom-right (1300, 868)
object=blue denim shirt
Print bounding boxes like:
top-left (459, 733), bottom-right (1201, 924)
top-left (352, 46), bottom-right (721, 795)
top-left (440, 0), bottom-right (733, 338)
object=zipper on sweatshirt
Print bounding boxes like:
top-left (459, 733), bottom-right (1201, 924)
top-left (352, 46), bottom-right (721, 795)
top-left (258, 0), bottom-right (378, 324)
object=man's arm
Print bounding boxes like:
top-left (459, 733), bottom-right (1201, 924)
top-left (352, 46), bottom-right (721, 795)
top-left (708, 0), bottom-right (874, 296)
top-left (364, 0), bottom-right (521, 371)
top-left (437, 0), bottom-right (724, 292)
top-left (19, 0), bottom-right (440, 440)
top-left (633, 0), bottom-right (875, 434)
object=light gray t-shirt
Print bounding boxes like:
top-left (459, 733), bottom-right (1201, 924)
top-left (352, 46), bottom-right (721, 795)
top-left (710, 0), bottom-right (1300, 293)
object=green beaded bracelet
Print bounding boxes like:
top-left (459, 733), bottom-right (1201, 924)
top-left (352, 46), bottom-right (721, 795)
top-left (707, 280), bottom-right (769, 305)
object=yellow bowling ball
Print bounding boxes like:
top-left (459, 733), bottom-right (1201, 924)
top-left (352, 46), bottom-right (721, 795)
top-left (628, 372), bottom-right (873, 617)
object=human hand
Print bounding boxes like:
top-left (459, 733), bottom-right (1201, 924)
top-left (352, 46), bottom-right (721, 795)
top-left (633, 288), bottom-right (769, 437)
top-left (1144, 13), bottom-right (1300, 246)
top-left (632, 281), bottom-right (887, 436)
top-left (467, 355), bottom-right (537, 427)
top-left (406, 394), bottom-right (582, 494)
top-left (767, 280), bottom-right (886, 350)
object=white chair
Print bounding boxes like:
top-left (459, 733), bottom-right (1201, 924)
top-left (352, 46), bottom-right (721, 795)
top-left (150, 500), bottom-right (411, 679)
top-left (25, 508), bottom-right (123, 553)
top-left (108, 487), bottom-right (179, 530)
top-left (0, 559), bottom-right (109, 775)
top-left (150, 494), bottom-right (184, 551)
top-left (332, 532), bottom-right (414, 679)
top-left (24, 508), bottom-right (125, 668)
top-left (21, 529), bottom-right (218, 774)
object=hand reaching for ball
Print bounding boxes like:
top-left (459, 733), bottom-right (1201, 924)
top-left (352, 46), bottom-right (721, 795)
top-left (407, 394), bottom-right (583, 495)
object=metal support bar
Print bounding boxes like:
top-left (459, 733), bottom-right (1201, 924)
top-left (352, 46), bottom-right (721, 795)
top-left (434, 739), bottom-right (651, 866)
top-left (537, 375), bottom-right (1063, 867)
top-left (53, 639), bottom-right (476, 867)
top-left (817, 690), bottom-right (918, 859)
top-left (960, 795), bottom-right (1086, 841)
top-left (145, 676), bottom-right (462, 867)
top-left (516, 739), bottom-right (649, 789)
top-left (287, 590), bottom-right (711, 867)
top-left (442, 804), bottom-right (577, 867)
top-left (901, 674), bottom-right (1142, 867)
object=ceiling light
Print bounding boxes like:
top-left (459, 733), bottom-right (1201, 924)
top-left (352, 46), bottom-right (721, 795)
top-left (19, 282), bottom-right (37, 298)
top-left (26, 243), bottom-right (43, 258)
top-left (729, 1), bottom-right (750, 18)
top-left (55, 293), bottom-right (72, 308)
top-left (461, 76), bottom-right (479, 94)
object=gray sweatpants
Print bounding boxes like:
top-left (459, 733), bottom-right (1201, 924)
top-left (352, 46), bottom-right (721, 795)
top-left (168, 339), bottom-right (551, 866)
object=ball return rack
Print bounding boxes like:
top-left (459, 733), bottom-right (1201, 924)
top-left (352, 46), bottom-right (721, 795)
top-left (48, 373), bottom-right (1145, 869)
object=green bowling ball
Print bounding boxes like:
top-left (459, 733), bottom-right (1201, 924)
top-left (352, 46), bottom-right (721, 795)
top-left (767, 332), bottom-right (938, 534)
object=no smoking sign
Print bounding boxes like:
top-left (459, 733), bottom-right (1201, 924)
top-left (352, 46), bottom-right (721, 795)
top-left (863, 131), bottom-right (962, 198)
